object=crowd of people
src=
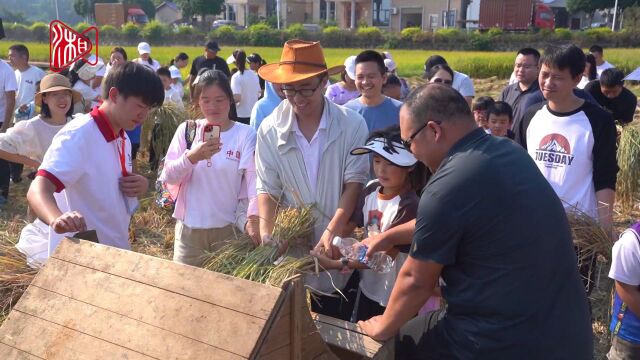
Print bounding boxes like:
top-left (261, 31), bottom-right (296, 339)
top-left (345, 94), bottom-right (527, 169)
top-left (0, 38), bottom-right (638, 359)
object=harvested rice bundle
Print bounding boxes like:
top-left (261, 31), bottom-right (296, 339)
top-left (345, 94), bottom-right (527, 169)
top-left (616, 123), bottom-right (640, 215)
top-left (144, 102), bottom-right (187, 160)
top-left (203, 205), bottom-right (316, 286)
top-left (566, 206), bottom-right (612, 293)
top-left (0, 240), bottom-right (38, 320)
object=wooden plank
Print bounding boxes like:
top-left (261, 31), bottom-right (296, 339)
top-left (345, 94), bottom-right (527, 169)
top-left (0, 311), bottom-right (155, 360)
top-left (290, 280), bottom-right (302, 360)
top-left (15, 286), bottom-right (244, 360)
top-left (257, 313), bottom-right (291, 355)
top-left (31, 258), bottom-right (264, 358)
top-left (0, 343), bottom-right (42, 360)
top-left (311, 313), bottom-right (384, 359)
top-left (258, 343), bottom-right (289, 360)
top-left (52, 238), bottom-right (282, 320)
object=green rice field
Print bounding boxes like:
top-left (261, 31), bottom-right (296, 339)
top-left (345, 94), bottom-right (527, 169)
top-left (2, 41), bottom-right (640, 79)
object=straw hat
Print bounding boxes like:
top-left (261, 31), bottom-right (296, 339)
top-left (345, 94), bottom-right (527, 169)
top-left (258, 40), bottom-right (344, 84)
top-left (34, 73), bottom-right (82, 107)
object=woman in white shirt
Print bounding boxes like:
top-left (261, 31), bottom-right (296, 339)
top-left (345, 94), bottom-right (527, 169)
top-left (1, 74), bottom-right (82, 266)
top-left (103, 47), bottom-right (128, 79)
top-left (133, 42), bottom-right (161, 71)
top-left (69, 59), bottom-right (100, 112)
top-left (169, 52), bottom-right (189, 98)
top-left (230, 50), bottom-right (261, 125)
top-left (160, 70), bottom-right (260, 267)
top-left (578, 53), bottom-right (598, 89)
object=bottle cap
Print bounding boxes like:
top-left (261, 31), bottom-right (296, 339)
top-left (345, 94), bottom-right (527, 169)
top-left (332, 236), bottom-right (342, 247)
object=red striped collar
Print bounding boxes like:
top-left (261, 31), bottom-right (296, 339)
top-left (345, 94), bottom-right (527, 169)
top-left (90, 106), bottom-right (124, 142)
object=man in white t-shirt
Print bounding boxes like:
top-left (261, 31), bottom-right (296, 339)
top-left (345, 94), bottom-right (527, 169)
top-left (27, 62), bottom-right (165, 254)
top-left (423, 55), bottom-right (475, 107)
top-left (0, 59), bottom-right (17, 203)
top-left (589, 45), bottom-right (615, 78)
top-left (9, 44), bottom-right (45, 121)
top-left (8, 44), bottom-right (46, 184)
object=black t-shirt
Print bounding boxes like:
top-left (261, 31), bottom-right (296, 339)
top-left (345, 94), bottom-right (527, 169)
top-left (499, 81), bottom-right (540, 126)
top-left (189, 55), bottom-right (231, 79)
top-left (410, 128), bottom-right (592, 359)
top-left (584, 80), bottom-right (638, 124)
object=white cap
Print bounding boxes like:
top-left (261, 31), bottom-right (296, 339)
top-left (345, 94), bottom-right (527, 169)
top-left (383, 51), bottom-right (393, 60)
top-left (226, 54), bottom-right (236, 65)
top-left (344, 55), bottom-right (356, 81)
top-left (384, 58), bottom-right (397, 72)
top-left (137, 42), bottom-right (151, 55)
top-left (169, 66), bottom-right (182, 79)
top-left (351, 138), bottom-right (417, 168)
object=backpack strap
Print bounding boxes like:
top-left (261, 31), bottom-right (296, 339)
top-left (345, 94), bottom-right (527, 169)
top-left (184, 120), bottom-right (197, 150)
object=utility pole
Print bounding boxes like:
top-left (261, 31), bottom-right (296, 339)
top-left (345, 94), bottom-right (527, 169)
top-left (54, 0), bottom-right (59, 20)
top-left (611, 0), bottom-right (619, 31)
top-left (277, 0), bottom-right (281, 29)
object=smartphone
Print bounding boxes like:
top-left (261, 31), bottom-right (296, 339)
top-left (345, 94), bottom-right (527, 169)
top-left (203, 124), bottom-right (220, 142)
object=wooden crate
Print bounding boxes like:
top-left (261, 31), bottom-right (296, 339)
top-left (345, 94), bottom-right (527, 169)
top-left (0, 238), bottom-right (388, 359)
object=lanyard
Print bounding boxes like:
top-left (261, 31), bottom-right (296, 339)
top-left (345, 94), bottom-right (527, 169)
top-left (116, 133), bottom-right (128, 176)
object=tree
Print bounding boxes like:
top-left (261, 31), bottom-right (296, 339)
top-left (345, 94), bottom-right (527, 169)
top-left (175, 0), bottom-right (224, 28)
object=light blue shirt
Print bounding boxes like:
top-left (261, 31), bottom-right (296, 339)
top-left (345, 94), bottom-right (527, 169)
top-left (344, 96), bottom-right (402, 132)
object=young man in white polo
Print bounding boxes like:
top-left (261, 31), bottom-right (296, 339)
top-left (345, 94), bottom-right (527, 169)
top-left (27, 62), bottom-right (165, 256)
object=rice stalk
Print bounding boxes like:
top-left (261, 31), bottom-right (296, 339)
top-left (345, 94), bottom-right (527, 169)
top-left (145, 102), bottom-right (188, 162)
top-left (566, 206), bottom-right (612, 294)
top-left (616, 123), bottom-right (640, 215)
top-left (0, 239), bottom-right (38, 320)
top-left (202, 205), bottom-right (316, 287)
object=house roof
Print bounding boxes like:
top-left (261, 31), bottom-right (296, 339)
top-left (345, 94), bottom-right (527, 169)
top-left (156, 1), bottom-right (179, 11)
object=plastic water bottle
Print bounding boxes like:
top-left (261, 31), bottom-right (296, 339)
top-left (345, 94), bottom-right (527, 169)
top-left (333, 235), bottom-right (394, 273)
top-left (355, 244), bottom-right (394, 273)
top-left (332, 236), bottom-right (358, 259)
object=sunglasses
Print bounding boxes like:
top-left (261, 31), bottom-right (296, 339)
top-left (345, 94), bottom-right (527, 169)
top-left (431, 78), bottom-right (453, 85)
top-left (401, 120), bottom-right (442, 152)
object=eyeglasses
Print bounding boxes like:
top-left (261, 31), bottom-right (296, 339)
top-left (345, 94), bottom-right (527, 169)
top-left (401, 120), bottom-right (442, 151)
top-left (431, 78), bottom-right (452, 85)
top-left (282, 78), bottom-right (325, 98)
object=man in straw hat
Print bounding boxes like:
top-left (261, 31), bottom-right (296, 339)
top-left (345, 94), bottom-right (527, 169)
top-left (27, 62), bottom-right (164, 260)
top-left (357, 83), bottom-right (592, 358)
top-left (256, 40), bottom-right (370, 319)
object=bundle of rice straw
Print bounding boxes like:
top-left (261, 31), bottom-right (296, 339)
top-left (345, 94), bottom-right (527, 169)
top-left (566, 206), bottom-right (612, 294)
top-left (616, 123), bottom-right (640, 215)
top-left (142, 102), bottom-right (187, 160)
top-left (203, 205), bottom-right (316, 287)
top-left (0, 240), bottom-right (38, 322)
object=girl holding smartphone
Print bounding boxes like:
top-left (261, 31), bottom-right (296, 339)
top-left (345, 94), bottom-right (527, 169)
top-left (160, 70), bottom-right (259, 266)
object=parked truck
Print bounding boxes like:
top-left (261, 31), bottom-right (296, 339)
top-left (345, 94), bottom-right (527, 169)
top-left (477, 0), bottom-right (555, 31)
top-left (95, 3), bottom-right (149, 28)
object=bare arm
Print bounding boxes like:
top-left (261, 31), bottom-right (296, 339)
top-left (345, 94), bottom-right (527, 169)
top-left (596, 188), bottom-right (615, 239)
top-left (362, 219), bottom-right (416, 256)
top-left (359, 257), bottom-right (442, 340)
top-left (315, 182), bottom-right (364, 258)
top-left (233, 94), bottom-right (241, 104)
top-left (258, 193), bottom-right (278, 242)
top-left (27, 177), bottom-right (64, 226)
top-left (616, 281), bottom-right (640, 318)
top-left (464, 96), bottom-right (473, 108)
top-left (28, 176), bottom-right (87, 233)
top-left (1, 91), bottom-right (15, 132)
top-left (0, 149), bottom-right (39, 168)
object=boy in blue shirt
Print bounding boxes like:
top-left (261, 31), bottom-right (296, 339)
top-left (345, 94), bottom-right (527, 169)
top-left (609, 222), bottom-right (640, 359)
top-left (344, 50), bottom-right (402, 132)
